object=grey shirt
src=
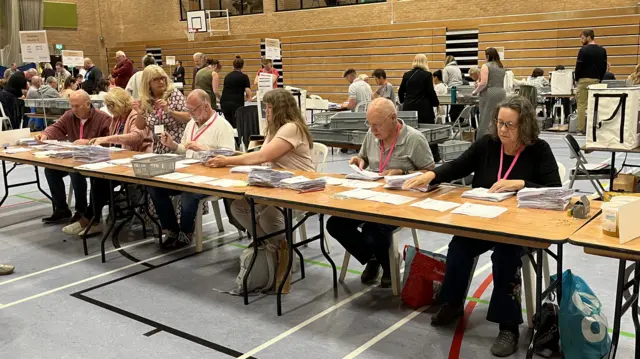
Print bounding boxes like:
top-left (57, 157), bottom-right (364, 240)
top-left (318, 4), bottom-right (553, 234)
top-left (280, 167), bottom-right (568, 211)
top-left (358, 119), bottom-right (434, 172)
top-left (348, 79), bottom-right (372, 112)
top-left (375, 82), bottom-right (396, 104)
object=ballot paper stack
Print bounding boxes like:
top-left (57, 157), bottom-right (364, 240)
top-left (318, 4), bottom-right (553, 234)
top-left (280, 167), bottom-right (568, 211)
top-left (248, 169), bottom-right (294, 188)
top-left (48, 150), bottom-right (74, 159)
top-left (279, 176), bottom-right (326, 192)
top-left (516, 187), bottom-right (574, 210)
top-left (210, 148), bottom-right (235, 156)
top-left (345, 164), bottom-right (383, 181)
top-left (230, 165), bottom-right (271, 174)
top-left (461, 188), bottom-right (515, 202)
top-left (18, 138), bottom-right (38, 146)
top-left (384, 172), bottom-right (421, 189)
top-left (72, 145), bottom-right (111, 163)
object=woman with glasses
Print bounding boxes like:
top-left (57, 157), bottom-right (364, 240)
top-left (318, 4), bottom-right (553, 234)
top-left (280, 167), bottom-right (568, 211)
top-left (326, 97), bottom-right (435, 288)
top-left (404, 96), bottom-right (561, 358)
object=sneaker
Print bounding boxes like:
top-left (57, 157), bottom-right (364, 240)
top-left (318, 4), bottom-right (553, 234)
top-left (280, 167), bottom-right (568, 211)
top-left (62, 221), bottom-right (85, 235)
top-left (161, 231), bottom-right (180, 249)
top-left (77, 223), bottom-right (103, 237)
top-left (490, 330), bottom-right (519, 357)
top-left (70, 212), bottom-right (84, 223)
top-left (379, 269), bottom-right (392, 288)
top-left (431, 303), bottom-right (464, 327)
top-left (0, 264), bottom-right (14, 275)
top-left (42, 209), bottom-right (72, 224)
top-left (360, 260), bottom-right (380, 284)
top-left (165, 232), bottom-right (191, 249)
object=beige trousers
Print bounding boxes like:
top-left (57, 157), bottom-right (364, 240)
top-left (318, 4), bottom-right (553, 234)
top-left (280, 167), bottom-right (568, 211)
top-left (576, 78), bottom-right (600, 132)
top-left (231, 198), bottom-right (285, 243)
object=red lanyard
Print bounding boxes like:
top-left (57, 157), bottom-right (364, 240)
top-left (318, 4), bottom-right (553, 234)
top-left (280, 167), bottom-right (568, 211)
top-left (190, 113), bottom-right (217, 142)
top-left (79, 120), bottom-right (85, 139)
top-left (111, 117), bottom-right (124, 137)
top-left (498, 144), bottom-right (524, 181)
top-left (378, 123), bottom-right (402, 174)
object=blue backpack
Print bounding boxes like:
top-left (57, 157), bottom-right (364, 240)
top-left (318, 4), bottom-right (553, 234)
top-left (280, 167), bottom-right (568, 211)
top-left (551, 270), bottom-right (610, 359)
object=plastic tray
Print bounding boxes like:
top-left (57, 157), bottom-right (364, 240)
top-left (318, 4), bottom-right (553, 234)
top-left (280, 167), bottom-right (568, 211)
top-left (419, 124), bottom-right (451, 143)
top-left (312, 111), bottom-right (338, 124)
top-left (438, 140), bottom-right (471, 161)
top-left (131, 155), bottom-right (179, 178)
top-left (309, 126), bottom-right (355, 144)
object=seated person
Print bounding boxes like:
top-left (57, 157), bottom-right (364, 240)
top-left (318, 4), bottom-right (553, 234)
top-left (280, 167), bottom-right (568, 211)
top-left (62, 88), bottom-right (153, 236)
top-left (206, 89), bottom-right (314, 246)
top-left (26, 76), bottom-right (42, 99)
top-left (0, 71), bottom-right (29, 129)
top-left (38, 77), bottom-right (60, 99)
top-left (403, 96), bottom-right (561, 357)
top-left (326, 97), bottom-right (435, 287)
top-left (147, 89), bottom-right (236, 249)
top-left (34, 90), bottom-right (111, 224)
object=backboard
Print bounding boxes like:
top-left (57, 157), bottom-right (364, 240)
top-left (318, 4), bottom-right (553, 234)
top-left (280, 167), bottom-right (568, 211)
top-left (186, 10), bottom-right (208, 33)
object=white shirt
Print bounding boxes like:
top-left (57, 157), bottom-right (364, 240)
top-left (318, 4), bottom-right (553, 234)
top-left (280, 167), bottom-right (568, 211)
top-left (126, 72), bottom-right (143, 100)
top-left (177, 113), bottom-right (236, 154)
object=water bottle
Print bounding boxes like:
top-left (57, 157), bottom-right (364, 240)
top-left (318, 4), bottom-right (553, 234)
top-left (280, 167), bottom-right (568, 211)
top-left (451, 86), bottom-right (457, 104)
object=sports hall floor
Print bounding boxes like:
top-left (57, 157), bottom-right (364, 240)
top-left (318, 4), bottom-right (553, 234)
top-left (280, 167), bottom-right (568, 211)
top-left (0, 133), bottom-right (636, 359)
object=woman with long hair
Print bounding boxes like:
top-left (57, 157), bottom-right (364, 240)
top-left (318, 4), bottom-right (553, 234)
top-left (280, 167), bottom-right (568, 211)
top-left (472, 47), bottom-right (507, 139)
top-left (59, 76), bottom-right (78, 98)
top-left (627, 64), bottom-right (640, 85)
top-left (206, 89), bottom-right (314, 244)
top-left (220, 56), bottom-right (252, 128)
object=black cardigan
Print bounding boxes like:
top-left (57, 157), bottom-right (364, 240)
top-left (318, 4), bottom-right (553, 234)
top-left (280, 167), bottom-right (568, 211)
top-left (433, 135), bottom-right (561, 189)
top-left (398, 67), bottom-right (439, 123)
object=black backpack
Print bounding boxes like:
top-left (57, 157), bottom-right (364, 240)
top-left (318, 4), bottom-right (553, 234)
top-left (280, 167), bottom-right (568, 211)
top-left (533, 302), bottom-right (561, 357)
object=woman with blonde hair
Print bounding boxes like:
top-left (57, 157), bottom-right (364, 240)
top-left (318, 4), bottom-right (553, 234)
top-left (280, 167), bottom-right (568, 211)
top-left (206, 89), bottom-right (314, 245)
top-left (627, 64), bottom-right (640, 85)
top-left (133, 64), bottom-right (190, 154)
top-left (398, 53), bottom-right (440, 158)
top-left (90, 87), bottom-right (152, 152)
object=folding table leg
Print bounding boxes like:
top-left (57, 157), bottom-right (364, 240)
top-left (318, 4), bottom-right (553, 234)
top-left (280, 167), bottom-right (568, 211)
top-left (526, 249), bottom-right (544, 359)
top-left (632, 261), bottom-right (640, 359)
top-left (276, 208), bottom-right (294, 316)
top-left (608, 259), bottom-right (627, 359)
top-left (242, 198), bottom-right (260, 306)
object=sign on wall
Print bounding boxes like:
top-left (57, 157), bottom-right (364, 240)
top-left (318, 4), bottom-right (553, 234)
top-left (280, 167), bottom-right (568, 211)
top-left (265, 38), bottom-right (281, 60)
top-left (19, 30), bottom-right (50, 63)
top-left (166, 56), bottom-right (176, 66)
top-left (61, 50), bottom-right (84, 67)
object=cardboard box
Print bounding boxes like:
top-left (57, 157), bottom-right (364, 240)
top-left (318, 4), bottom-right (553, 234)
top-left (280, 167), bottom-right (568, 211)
top-left (461, 130), bottom-right (475, 143)
top-left (613, 174), bottom-right (639, 193)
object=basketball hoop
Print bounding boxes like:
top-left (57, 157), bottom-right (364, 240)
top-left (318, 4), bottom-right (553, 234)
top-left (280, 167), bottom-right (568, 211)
top-left (185, 28), bottom-right (197, 41)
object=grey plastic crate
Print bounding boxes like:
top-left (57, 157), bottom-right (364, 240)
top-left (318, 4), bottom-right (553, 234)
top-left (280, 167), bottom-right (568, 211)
top-left (309, 126), bottom-right (354, 144)
top-left (438, 140), bottom-right (471, 161)
top-left (313, 111), bottom-right (338, 124)
top-left (131, 155), bottom-right (179, 178)
top-left (419, 124), bottom-right (451, 143)
top-left (351, 130), bottom-right (369, 144)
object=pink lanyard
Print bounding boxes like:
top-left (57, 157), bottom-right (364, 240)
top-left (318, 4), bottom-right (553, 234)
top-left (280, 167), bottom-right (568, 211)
top-left (498, 144), bottom-right (524, 181)
top-left (79, 121), bottom-right (85, 139)
top-left (190, 114), bottom-right (217, 142)
top-left (378, 123), bottom-right (402, 173)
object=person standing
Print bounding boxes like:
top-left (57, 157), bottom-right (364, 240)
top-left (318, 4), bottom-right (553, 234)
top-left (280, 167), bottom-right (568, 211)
top-left (575, 29), bottom-right (607, 134)
top-left (398, 54), bottom-right (439, 124)
top-left (371, 69), bottom-right (395, 104)
top-left (192, 52), bottom-right (206, 90)
top-left (472, 48), bottom-right (506, 140)
top-left (3, 63), bottom-right (18, 79)
top-left (340, 68), bottom-right (372, 112)
top-left (81, 58), bottom-right (103, 95)
top-left (55, 62), bottom-right (71, 88)
top-left (126, 53), bottom-right (156, 100)
top-left (41, 63), bottom-right (56, 79)
top-left (194, 59), bottom-right (218, 109)
top-left (173, 60), bottom-right (185, 84)
top-left (220, 56), bottom-right (252, 128)
top-left (442, 56), bottom-right (464, 123)
top-left (112, 51), bottom-right (134, 89)
top-left (254, 58), bottom-right (280, 89)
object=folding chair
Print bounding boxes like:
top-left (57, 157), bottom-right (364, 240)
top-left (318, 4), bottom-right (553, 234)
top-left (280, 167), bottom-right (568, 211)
top-left (450, 105), bottom-right (474, 140)
top-left (564, 134), bottom-right (610, 197)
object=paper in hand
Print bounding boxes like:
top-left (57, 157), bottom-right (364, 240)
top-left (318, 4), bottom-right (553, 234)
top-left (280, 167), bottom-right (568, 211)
top-left (154, 125), bottom-right (165, 134)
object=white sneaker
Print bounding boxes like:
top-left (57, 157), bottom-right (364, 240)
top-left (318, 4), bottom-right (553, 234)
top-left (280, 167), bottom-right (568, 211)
top-left (62, 221), bottom-right (85, 235)
top-left (0, 264), bottom-right (15, 275)
top-left (77, 223), bottom-right (103, 237)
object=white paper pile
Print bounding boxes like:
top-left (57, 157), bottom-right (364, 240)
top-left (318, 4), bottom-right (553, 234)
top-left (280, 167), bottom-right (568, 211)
top-left (72, 145), bottom-right (111, 163)
top-left (335, 188), bottom-right (416, 205)
top-left (248, 169), bottom-right (294, 187)
top-left (340, 179), bottom-right (383, 189)
top-left (516, 187), bottom-right (574, 210)
top-left (452, 202), bottom-right (508, 218)
top-left (410, 198), bottom-right (461, 212)
top-left (230, 165), bottom-right (271, 173)
top-left (384, 172), bottom-right (421, 189)
top-left (108, 158), bottom-right (134, 166)
top-left (279, 176), bottom-right (326, 192)
top-left (18, 138), bottom-right (38, 146)
top-left (345, 164), bottom-right (383, 181)
top-left (175, 159), bottom-right (200, 169)
top-left (210, 148), bottom-right (235, 156)
top-left (48, 150), bottom-right (74, 159)
top-left (75, 162), bottom-right (116, 170)
top-left (461, 188), bottom-right (515, 202)
top-left (207, 179), bottom-right (247, 188)
top-left (317, 176), bottom-right (346, 186)
top-left (4, 147), bottom-right (32, 154)
top-left (155, 172), bottom-right (193, 181)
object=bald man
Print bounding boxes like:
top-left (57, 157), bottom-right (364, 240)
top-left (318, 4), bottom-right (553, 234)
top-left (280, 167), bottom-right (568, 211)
top-left (36, 90), bottom-right (111, 224)
top-left (81, 57), bottom-right (103, 95)
top-left (148, 89), bottom-right (237, 249)
top-left (112, 50), bottom-right (133, 89)
top-left (326, 97), bottom-right (435, 288)
top-left (26, 76), bottom-right (42, 99)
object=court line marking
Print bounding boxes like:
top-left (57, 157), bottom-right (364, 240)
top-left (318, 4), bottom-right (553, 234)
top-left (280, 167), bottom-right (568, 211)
top-left (0, 231), bottom-right (235, 310)
top-left (0, 218), bottom-right (226, 286)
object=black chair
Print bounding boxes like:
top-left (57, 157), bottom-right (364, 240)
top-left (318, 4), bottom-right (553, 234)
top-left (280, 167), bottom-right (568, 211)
top-left (564, 134), bottom-right (611, 197)
top-left (234, 105), bottom-right (260, 150)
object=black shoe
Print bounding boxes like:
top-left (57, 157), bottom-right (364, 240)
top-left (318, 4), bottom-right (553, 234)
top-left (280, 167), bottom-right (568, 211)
top-left (379, 269), bottom-right (392, 288)
top-left (165, 232), bottom-right (191, 249)
top-left (431, 303), bottom-right (464, 327)
top-left (70, 212), bottom-right (84, 223)
top-left (360, 260), bottom-right (380, 284)
top-left (161, 231), bottom-right (180, 249)
top-left (340, 148), bottom-right (348, 154)
top-left (42, 209), bottom-right (72, 224)
top-left (490, 329), bottom-right (519, 357)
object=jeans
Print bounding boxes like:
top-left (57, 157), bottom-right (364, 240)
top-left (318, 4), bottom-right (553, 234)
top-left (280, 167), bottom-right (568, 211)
top-left (44, 168), bottom-right (87, 213)
top-left (326, 216), bottom-right (397, 273)
top-left (576, 78), bottom-right (600, 132)
top-left (147, 187), bottom-right (207, 234)
top-left (437, 236), bottom-right (524, 326)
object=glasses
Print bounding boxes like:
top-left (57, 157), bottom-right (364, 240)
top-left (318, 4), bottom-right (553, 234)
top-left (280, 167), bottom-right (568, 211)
top-left (366, 113), bottom-right (394, 130)
top-left (187, 103), bottom-right (205, 113)
top-left (495, 119), bottom-right (517, 130)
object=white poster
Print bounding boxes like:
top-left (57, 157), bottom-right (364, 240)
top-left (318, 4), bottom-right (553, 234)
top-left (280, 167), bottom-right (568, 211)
top-left (19, 30), bottom-right (50, 63)
top-left (61, 50), bottom-right (84, 67)
top-left (496, 46), bottom-right (505, 60)
top-left (258, 73), bottom-right (274, 93)
top-left (166, 56), bottom-right (176, 66)
top-left (265, 38), bottom-right (281, 60)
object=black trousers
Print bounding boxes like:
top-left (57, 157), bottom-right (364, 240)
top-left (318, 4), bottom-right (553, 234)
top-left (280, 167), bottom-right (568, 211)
top-left (326, 216), bottom-right (397, 272)
top-left (438, 236), bottom-right (524, 326)
top-left (44, 168), bottom-right (87, 213)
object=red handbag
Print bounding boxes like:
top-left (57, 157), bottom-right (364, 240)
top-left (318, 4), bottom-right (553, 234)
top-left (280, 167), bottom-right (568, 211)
top-left (401, 245), bottom-right (447, 309)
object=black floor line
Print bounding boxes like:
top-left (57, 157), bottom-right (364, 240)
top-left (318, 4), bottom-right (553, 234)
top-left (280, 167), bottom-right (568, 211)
top-left (69, 238), bottom-right (256, 358)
